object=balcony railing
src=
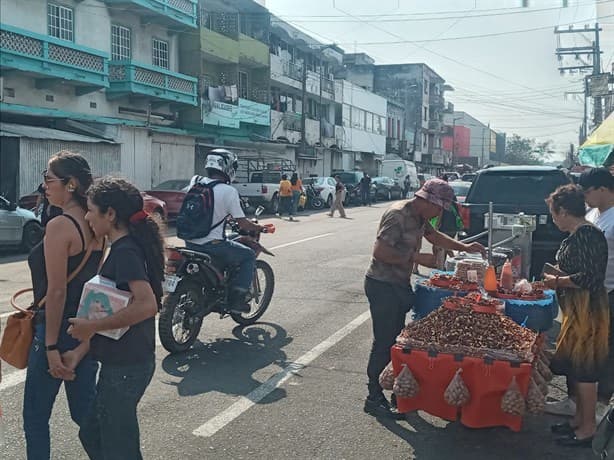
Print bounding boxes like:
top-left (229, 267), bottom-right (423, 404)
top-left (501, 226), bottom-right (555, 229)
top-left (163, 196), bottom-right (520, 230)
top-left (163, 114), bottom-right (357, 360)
top-left (283, 112), bottom-right (301, 131)
top-left (428, 120), bottom-right (443, 132)
top-left (283, 61), bottom-right (302, 81)
top-left (108, 60), bottom-right (197, 106)
top-left (103, 0), bottom-right (197, 29)
top-left (0, 23), bottom-right (108, 90)
top-left (321, 76), bottom-right (334, 95)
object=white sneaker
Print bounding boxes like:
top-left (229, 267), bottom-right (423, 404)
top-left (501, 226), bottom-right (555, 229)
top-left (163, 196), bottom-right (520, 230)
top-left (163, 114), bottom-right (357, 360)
top-left (597, 402), bottom-right (610, 423)
top-left (544, 398), bottom-right (576, 416)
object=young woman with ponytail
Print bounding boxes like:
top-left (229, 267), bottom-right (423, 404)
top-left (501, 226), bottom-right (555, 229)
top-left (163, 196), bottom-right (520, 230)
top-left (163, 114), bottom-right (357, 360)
top-left (66, 177), bottom-right (164, 460)
top-left (23, 151), bottom-right (103, 460)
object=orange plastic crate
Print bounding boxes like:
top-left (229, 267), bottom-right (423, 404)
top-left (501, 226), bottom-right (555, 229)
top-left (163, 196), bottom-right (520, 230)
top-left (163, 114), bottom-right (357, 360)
top-left (391, 346), bottom-right (532, 431)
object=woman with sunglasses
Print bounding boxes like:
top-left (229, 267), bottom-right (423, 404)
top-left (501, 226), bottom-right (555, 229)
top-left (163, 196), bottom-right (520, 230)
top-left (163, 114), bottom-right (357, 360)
top-left (24, 152), bottom-right (104, 459)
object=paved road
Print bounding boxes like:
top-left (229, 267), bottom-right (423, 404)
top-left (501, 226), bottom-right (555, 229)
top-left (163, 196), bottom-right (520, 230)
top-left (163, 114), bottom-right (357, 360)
top-left (0, 204), bottom-right (595, 459)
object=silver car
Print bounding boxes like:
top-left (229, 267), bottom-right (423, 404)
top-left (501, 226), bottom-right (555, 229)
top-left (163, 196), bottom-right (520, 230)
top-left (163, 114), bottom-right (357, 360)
top-left (0, 196), bottom-right (43, 252)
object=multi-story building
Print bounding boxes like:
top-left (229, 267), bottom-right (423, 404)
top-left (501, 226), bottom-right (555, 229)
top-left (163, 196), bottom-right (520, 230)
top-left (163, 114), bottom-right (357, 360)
top-left (342, 54), bottom-right (450, 174)
top-left (179, 0), bottom-right (271, 157)
top-left (268, 17), bottom-right (344, 177)
top-left (443, 111), bottom-right (493, 168)
top-left (338, 79), bottom-right (387, 175)
top-left (1, 0), bottom-right (199, 195)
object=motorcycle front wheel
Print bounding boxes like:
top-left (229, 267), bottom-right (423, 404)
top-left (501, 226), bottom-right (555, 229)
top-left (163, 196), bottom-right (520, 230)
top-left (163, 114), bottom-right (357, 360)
top-left (311, 197), bottom-right (325, 209)
top-left (158, 281), bottom-right (204, 353)
top-left (231, 260), bottom-right (275, 325)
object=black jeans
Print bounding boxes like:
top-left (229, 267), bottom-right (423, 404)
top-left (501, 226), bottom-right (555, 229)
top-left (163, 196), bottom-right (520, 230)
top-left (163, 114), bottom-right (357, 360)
top-left (365, 276), bottom-right (414, 400)
top-left (79, 358), bottom-right (155, 460)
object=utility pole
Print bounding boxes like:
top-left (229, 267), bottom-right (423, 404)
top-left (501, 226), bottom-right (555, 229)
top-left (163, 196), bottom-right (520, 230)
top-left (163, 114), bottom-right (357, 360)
top-left (300, 59), bottom-right (307, 158)
top-left (555, 23), bottom-right (603, 130)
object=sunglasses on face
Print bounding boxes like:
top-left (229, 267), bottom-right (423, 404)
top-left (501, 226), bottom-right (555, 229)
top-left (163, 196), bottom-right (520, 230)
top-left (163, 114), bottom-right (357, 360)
top-left (42, 169), bottom-right (65, 183)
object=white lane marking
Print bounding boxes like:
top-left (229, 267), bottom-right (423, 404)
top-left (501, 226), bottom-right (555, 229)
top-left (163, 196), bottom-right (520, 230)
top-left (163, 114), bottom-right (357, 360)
top-left (269, 233), bottom-right (334, 251)
top-left (0, 369), bottom-right (26, 391)
top-left (193, 310), bottom-right (371, 438)
top-left (1, 318), bottom-right (162, 392)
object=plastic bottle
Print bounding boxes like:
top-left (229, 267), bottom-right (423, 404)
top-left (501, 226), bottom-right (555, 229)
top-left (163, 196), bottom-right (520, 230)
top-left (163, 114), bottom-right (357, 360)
top-left (484, 265), bottom-right (498, 292)
top-left (500, 259), bottom-right (514, 291)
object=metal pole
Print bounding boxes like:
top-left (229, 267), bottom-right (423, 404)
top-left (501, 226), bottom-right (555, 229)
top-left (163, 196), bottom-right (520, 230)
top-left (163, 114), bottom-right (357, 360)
top-left (488, 201), bottom-right (494, 265)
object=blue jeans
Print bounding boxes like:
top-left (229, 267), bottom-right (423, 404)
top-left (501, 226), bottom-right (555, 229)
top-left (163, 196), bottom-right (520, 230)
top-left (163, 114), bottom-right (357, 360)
top-left (279, 196), bottom-right (292, 216)
top-left (79, 358), bottom-right (155, 460)
top-left (24, 319), bottom-right (98, 460)
top-left (187, 240), bottom-right (256, 292)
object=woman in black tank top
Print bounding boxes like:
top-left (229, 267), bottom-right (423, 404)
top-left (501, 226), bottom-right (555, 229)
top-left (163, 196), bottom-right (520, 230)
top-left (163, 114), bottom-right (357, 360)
top-left (23, 152), bottom-right (102, 460)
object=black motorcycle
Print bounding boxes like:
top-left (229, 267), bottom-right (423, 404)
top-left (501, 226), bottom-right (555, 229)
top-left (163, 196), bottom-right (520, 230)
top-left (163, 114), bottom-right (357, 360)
top-left (158, 207), bottom-right (276, 354)
top-left (304, 183), bottom-right (325, 210)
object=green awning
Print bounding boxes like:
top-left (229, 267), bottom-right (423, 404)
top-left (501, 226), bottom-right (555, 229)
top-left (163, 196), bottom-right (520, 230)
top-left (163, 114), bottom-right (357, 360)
top-left (578, 144), bottom-right (614, 167)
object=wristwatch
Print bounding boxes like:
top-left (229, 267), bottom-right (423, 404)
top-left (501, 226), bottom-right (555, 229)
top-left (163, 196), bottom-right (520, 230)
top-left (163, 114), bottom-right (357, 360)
top-left (45, 344), bottom-right (58, 351)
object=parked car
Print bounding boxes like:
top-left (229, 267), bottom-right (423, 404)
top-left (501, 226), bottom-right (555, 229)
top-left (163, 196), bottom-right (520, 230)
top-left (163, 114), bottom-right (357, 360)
top-left (442, 171), bottom-right (461, 181)
top-left (461, 173), bottom-right (477, 182)
top-left (459, 166), bottom-right (572, 280)
top-left (20, 188), bottom-right (167, 223)
top-left (0, 195), bottom-right (43, 252)
top-left (333, 171), bottom-right (377, 205)
top-left (449, 180), bottom-right (472, 203)
top-left (417, 173), bottom-right (434, 188)
top-left (372, 176), bottom-right (404, 201)
top-left (145, 179), bottom-right (190, 220)
top-left (232, 170), bottom-right (284, 213)
top-left (302, 176), bottom-right (336, 208)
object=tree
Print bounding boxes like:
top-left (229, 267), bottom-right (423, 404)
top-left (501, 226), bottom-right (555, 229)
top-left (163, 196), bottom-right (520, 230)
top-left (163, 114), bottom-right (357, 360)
top-left (504, 134), bottom-right (554, 165)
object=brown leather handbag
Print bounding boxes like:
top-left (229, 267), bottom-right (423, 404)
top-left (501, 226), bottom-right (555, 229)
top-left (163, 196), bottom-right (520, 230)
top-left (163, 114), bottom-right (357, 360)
top-left (0, 243), bottom-right (95, 369)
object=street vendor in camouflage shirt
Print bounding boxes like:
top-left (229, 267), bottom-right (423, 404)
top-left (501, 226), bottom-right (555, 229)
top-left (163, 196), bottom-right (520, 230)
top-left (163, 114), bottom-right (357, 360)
top-left (364, 178), bottom-right (486, 419)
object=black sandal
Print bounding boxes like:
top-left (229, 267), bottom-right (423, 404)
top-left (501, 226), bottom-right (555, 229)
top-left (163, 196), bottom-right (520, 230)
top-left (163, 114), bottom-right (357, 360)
top-left (550, 422), bottom-right (576, 435)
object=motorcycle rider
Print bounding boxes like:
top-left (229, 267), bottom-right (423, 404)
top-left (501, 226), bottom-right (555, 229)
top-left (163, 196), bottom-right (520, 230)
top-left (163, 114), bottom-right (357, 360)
top-left (183, 149), bottom-right (264, 313)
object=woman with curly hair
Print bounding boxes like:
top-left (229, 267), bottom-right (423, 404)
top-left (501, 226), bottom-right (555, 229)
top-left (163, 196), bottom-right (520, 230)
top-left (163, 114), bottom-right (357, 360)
top-left (67, 177), bottom-right (164, 460)
top-left (544, 184), bottom-right (610, 448)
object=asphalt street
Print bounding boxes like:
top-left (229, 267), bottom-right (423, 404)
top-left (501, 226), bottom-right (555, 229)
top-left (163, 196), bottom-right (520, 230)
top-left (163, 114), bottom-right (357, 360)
top-left (0, 203), bottom-right (595, 460)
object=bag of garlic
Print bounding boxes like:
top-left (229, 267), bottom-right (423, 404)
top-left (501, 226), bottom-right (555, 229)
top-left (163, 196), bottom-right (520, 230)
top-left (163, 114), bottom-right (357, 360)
top-left (393, 363), bottom-right (420, 398)
top-left (444, 368), bottom-right (470, 407)
top-left (501, 376), bottom-right (526, 416)
top-left (526, 378), bottom-right (545, 414)
top-left (379, 362), bottom-right (395, 391)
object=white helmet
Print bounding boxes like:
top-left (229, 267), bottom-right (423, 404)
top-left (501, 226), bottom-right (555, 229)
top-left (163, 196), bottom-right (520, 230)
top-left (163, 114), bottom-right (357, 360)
top-left (205, 149), bottom-right (238, 183)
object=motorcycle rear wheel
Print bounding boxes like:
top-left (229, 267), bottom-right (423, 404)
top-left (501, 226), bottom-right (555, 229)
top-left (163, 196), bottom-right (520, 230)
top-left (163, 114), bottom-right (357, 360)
top-left (231, 260), bottom-right (275, 325)
top-left (159, 281), bottom-right (204, 353)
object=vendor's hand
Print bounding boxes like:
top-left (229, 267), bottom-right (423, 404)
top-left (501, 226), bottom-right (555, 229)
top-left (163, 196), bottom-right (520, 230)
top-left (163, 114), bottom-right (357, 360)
top-left (543, 274), bottom-right (558, 289)
top-left (463, 242), bottom-right (487, 257)
top-left (46, 350), bottom-right (75, 381)
top-left (67, 318), bottom-right (96, 342)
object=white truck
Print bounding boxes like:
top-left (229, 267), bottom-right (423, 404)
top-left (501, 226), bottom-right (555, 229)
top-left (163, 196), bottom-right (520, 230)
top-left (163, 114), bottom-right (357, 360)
top-left (380, 160), bottom-right (420, 191)
top-left (231, 158), bottom-right (296, 213)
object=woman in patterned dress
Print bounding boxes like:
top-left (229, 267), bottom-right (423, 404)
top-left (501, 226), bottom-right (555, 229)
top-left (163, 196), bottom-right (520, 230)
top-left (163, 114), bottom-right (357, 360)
top-left (543, 184), bottom-right (609, 448)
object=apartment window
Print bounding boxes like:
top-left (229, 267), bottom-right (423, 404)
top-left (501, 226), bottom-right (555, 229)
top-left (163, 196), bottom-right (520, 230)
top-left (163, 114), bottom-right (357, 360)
top-left (387, 117), bottom-right (392, 137)
top-left (424, 79), bottom-right (428, 94)
top-left (48, 4), bottom-right (73, 41)
top-left (152, 38), bottom-right (169, 69)
top-left (423, 107), bottom-right (428, 121)
top-left (238, 71), bottom-right (249, 99)
top-left (397, 120), bottom-right (401, 139)
top-left (342, 104), bottom-right (351, 128)
top-left (366, 112), bottom-right (373, 132)
top-left (111, 25), bottom-right (131, 61)
top-left (423, 133), bottom-right (428, 148)
top-left (380, 116), bottom-right (386, 136)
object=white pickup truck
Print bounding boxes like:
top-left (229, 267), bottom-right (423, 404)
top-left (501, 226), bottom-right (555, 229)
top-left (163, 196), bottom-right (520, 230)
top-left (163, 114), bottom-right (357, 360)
top-left (231, 170), bottom-right (283, 213)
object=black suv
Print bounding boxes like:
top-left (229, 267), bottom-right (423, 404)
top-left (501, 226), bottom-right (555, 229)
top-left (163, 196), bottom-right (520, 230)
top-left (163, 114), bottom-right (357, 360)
top-left (460, 166), bottom-right (572, 279)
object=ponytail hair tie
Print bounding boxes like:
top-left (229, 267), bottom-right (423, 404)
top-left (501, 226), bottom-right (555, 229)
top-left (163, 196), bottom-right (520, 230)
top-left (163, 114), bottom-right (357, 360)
top-left (129, 210), bottom-right (148, 224)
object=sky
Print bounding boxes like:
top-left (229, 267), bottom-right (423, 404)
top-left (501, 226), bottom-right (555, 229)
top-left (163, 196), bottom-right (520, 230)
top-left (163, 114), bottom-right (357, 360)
top-left (264, 0), bottom-right (614, 161)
